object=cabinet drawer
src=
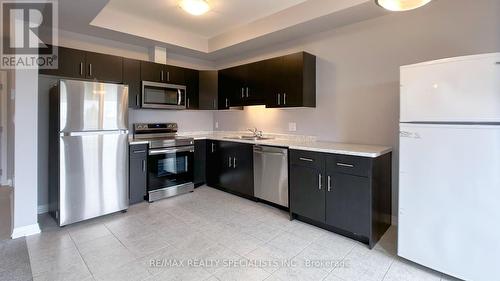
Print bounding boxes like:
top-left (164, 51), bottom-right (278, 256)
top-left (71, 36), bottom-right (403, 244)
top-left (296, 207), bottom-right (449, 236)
top-left (129, 144), bottom-right (148, 159)
top-left (326, 154), bottom-right (372, 177)
top-left (290, 150), bottom-right (324, 170)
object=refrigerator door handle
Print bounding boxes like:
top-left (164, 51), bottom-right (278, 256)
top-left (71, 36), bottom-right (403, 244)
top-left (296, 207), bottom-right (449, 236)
top-left (60, 130), bottom-right (129, 137)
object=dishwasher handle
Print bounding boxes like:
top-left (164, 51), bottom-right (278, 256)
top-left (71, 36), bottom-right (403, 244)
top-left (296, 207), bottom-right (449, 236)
top-left (253, 150), bottom-right (286, 156)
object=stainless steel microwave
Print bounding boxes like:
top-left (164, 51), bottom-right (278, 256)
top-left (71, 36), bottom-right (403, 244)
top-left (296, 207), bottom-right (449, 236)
top-left (142, 81), bottom-right (187, 110)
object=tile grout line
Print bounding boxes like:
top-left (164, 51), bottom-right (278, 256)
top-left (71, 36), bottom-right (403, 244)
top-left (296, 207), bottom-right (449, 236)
top-left (381, 256), bottom-right (397, 281)
top-left (67, 229), bottom-right (96, 280)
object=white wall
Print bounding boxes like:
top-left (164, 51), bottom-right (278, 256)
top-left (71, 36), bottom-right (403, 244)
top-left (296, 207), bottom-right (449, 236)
top-left (212, 0), bottom-right (500, 220)
top-left (13, 68), bottom-right (40, 236)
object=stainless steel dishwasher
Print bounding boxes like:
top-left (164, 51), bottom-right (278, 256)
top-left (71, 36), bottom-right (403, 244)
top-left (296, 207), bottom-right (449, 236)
top-left (253, 145), bottom-right (289, 207)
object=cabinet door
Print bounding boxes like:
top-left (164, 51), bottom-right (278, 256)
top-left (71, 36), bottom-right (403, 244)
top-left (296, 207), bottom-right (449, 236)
top-left (40, 46), bottom-right (85, 78)
top-left (185, 68), bottom-right (199, 109)
top-left (265, 57), bottom-right (284, 108)
top-left (129, 144), bottom-right (147, 205)
top-left (129, 157), bottom-right (147, 204)
top-left (194, 140), bottom-right (206, 186)
top-left (245, 61), bottom-right (266, 105)
top-left (218, 69), bottom-right (232, 109)
top-left (165, 65), bottom-right (185, 85)
top-left (325, 171), bottom-right (370, 237)
top-left (281, 52), bottom-right (303, 107)
top-left (290, 164), bottom-right (325, 222)
top-left (85, 51), bottom-right (123, 83)
top-left (232, 143), bottom-right (254, 196)
top-left (231, 65), bottom-right (248, 106)
top-left (123, 58), bottom-right (141, 108)
top-left (206, 140), bottom-right (220, 187)
top-left (140, 61), bottom-right (164, 82)
top-left (199, 71), bottom-right (219, 110)
top-left (218, 141), bottom-right (236, 190)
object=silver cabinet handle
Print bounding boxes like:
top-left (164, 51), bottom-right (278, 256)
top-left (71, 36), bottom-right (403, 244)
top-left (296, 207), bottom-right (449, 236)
top-left (133, 150), bottom-right (146, 154)
top-left (299, 157), bottom-right (313, 162)
top-left (277, 93), bottom-right (281, 105)
top-left (79, 62), bottom-right (83, 76)
top-left (283, 93), bottom-right (286, 105)
top-left (327, 176), bottom-right (332, 192)
top-left (187, 98), bottom-right (190, 108)
top-left (337, 163), bottom-right (354, 168)
top-left (225, 98), bottom-right (229, 108)
top-left (167, 71), bottom-right (170, 82)
top-left (246, 87), bottom-right (249, 97)
top-left (142, 159), bottom-right (146, 172)
top-left (318, 174), bottom-right (322, 190)
top-left (211, 143), bottom-right (215, 153)
top-left (233, 157), bottom-right (237, 168)
top-left (89, 63), bottom-right (92, 77)
top-left (241, 88), bottom-right (244, 98)
top-left (161, 70), bottom-right (164, 81)
top-left (228, 157), bottom-right (232, 168)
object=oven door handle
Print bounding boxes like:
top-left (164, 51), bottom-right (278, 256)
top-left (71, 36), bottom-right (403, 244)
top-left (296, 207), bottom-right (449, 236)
top-left (149, 146), bottom-right (194, 155)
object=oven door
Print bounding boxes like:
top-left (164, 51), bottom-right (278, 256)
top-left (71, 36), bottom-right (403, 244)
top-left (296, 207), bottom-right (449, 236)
top-left (142, 81), bottom-right (186, 109)
top-left (147, 146), bottom-right (194, 191)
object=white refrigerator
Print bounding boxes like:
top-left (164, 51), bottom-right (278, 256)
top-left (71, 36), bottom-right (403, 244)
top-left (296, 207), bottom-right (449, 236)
top-left (398, 53), bottom-right (500, 281)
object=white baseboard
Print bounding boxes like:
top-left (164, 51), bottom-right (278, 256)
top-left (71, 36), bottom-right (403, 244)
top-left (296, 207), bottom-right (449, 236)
top-left (11, 223), bottom-right (41, 239)
top-left (37, 204), bottom-right (49, 214)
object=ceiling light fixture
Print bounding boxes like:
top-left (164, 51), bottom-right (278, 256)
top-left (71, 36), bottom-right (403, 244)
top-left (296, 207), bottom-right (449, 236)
top-left (180, 0), bottom-right (210, 16)
top-left (375, 0), bottom-right (432, 11)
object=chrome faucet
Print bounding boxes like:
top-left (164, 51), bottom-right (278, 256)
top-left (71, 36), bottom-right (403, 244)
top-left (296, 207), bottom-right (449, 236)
top-left (248, 127), bottom-right (263, 138)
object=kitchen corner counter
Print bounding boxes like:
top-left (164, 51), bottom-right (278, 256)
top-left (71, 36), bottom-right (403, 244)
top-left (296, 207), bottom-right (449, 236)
top-left (178, 132), bottom-right (392, 158)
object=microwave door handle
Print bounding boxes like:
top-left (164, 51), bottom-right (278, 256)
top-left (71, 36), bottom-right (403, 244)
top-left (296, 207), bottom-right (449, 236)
top-left (177, 89), bottom-right (182, 106)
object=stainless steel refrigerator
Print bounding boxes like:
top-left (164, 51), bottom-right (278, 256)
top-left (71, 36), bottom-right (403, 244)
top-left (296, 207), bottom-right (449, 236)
top-left (49, 79), bottom-right (129, 226)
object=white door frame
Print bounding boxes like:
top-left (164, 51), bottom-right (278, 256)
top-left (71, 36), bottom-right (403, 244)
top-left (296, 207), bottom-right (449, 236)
top-left (0, 71), bottom-right (7, 185)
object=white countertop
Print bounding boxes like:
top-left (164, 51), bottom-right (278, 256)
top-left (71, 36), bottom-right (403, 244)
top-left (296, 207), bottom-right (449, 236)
top-left (130, 132), bottom-right (391, 158)
top-left (173, 132), bottom-right (392, 158)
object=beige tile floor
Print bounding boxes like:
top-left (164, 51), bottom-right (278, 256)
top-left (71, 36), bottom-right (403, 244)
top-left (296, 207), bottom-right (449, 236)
top-left (28, 186), bottom-right (460, 281)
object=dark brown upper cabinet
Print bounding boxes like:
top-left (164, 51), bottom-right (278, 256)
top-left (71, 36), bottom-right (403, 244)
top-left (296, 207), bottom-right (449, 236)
top-left (185, 68), bottom-right (199, 109)
top-left (39, 46), bottom-right (86, 78)
top-left (39, 46), bottom-right (123, 83)
top-left (140, 61), bottom-right (165, 83)
top-left (266, 52), bottom-right (316, 108)
top-left (85, 51), bottom-right (123, 83)
top-left (140, 61), bottom-right (186, 85)
top-left (217, 51), bottom-right (316, 109)
top-left (199, 71), bottom-right (219, 110)
top-left (123, 58), bottom-right (141, 109)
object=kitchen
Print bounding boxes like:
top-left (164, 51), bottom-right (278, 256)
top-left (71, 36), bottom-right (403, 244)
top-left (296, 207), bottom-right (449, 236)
top-left (1, 0), bottom-right (499, 281)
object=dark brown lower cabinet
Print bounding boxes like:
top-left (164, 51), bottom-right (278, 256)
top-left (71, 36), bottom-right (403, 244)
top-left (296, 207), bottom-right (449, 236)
top-left (129, 144), bottom-right (148, 205)
top-left (194, 140), bottom-right (206, 187)
top-left (290, 149), bottom-right (392, 248)
top-left (289, 159), bottom-right (325, 223)
top-left (205, 140), bottom-right (254, 198)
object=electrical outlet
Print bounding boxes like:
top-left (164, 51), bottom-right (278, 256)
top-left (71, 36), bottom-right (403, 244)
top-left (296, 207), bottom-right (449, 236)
top-left (288, 122), bottom-right (297, 132)
top-left (215, 121), bottom-right (219, 129)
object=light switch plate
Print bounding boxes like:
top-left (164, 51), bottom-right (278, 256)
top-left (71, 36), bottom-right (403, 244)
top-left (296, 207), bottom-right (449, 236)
top-left (288, 122), bottom-right (297, 132)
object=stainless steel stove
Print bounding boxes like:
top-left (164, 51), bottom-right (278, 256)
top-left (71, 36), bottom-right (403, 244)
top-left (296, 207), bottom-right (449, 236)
top-left (133, 123), bottom-right (194, 202)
